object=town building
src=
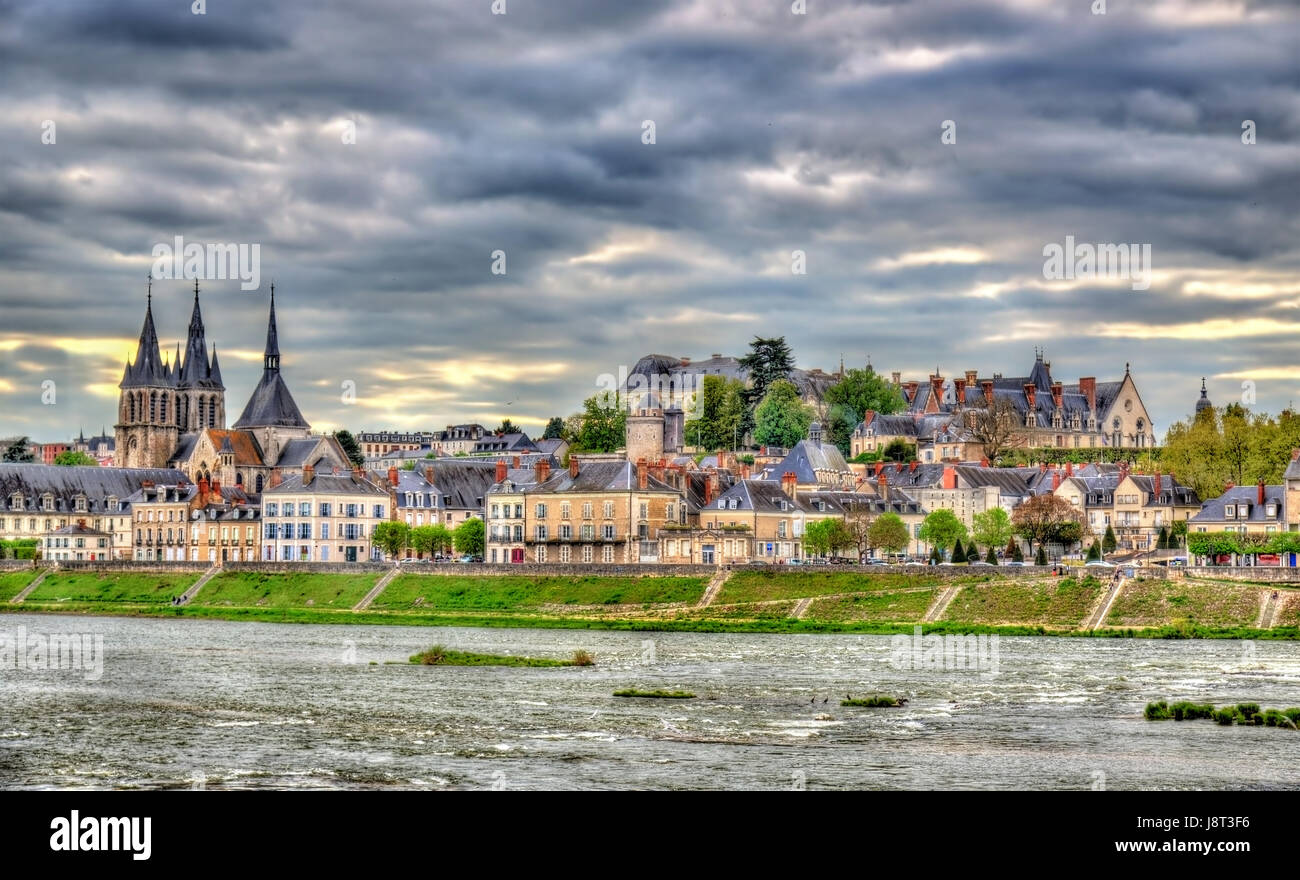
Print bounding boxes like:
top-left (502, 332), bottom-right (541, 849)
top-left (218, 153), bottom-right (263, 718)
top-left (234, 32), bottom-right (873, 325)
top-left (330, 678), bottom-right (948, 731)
top-left (42, 521), bottom-right (113, 562)
top-left (260, 465), bottom-right (390, 562)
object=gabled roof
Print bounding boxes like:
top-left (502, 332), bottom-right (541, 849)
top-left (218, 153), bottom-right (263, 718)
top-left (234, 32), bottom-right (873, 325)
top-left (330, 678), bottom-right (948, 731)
top-left (0, 464), bottom-right (189, 512)
top-left (1190, 485), bottom-right (1284, 523)
top-left (232, 372), bottom-right (309, 429)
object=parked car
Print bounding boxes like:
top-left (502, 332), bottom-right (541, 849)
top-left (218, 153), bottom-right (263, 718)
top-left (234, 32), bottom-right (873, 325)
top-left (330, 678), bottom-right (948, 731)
top-left (1003, 561), bottom-right (1026, 567)
top-left (969, 561), bottom-right (995, 567)
top-left (788, 558), bottom-right (805, 566)
top-left (456, 555), bottom-right (475, 564)
top-left (1085, 561), bottom-right (1117, 569)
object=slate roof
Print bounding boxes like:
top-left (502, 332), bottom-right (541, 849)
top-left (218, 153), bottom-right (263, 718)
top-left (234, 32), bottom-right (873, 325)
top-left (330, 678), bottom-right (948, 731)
top-left (471, 433), bottom-right (537, 454)
top-left (707, 479), bottom-right (816, 514)
top-left (769, 439), bottom-right (851, 485)
top-left (264, 472), bottom-right (388, 496)
top-left (387, 459), bottom-right (497, 511)
top-left (490, 460), bottom-right (678, 496)
top-left (232, 371), bottom-right (309, 429)
top-left (0, 464), bottom-right (189, 513)
top-left (1284, 455), bottom-right (1300, 482)
top-left (1190, 485), bottom-right (1284, 524)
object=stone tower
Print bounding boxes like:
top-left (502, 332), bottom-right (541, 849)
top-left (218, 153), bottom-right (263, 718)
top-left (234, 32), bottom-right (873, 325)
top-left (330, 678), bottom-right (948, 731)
top-left (624, 393), bottom-right (665, 463)
top-left (115, 281), bottom-right (180, 468)
top-left (176, 279), bottom-right (226, 432)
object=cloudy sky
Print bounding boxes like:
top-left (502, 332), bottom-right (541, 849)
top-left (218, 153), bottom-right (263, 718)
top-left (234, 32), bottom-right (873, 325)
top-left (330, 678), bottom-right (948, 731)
top-left (1, 0), bottom-right (1298, 443)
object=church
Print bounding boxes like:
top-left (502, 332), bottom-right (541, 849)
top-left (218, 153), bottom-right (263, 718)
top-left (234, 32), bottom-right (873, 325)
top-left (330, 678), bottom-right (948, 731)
top-left (114, 281), bottom-right (349, 492)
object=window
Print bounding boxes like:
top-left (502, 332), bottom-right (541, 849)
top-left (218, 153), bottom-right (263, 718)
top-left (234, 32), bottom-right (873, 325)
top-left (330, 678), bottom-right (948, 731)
top-left (560, 524), bottom-right (572, 540)
top-left (560, 545), bottom-right (571, 563)
top-left (582, 544), bottom-right (593, 563)
top-left (513, 504), bottom-right (522, 519)
top-left (561, 502), bottom-right (571, 520)
top-left (581, 524), bottom-right (594, 541)
top-left (582, 502), bottom-right (593, 519)
top-left (1225, 505), bottom-right (1235, 519)
top-left (266, 503), bottom-right (278, 517)
top-left (346, 504), bottom-right (357, 517)
top-left (374, 505), bottom-right (384, 518)
top-left (300, 502), bottom-right (311, 517)
top-left (491, 504), bottom-right (500, 519)
top-left (299, 523), bottom-right (311, 540)
top-left (602, 524), bottom-right (615, 540)
top-left (666, 503), bottom-right (675, 521)
top-left (639, 502), bottom-right (648, 520)
top-left (512, 525), bottom-right (523, 541)
top-left (536, 546), bottom-right (547, 563)
top-left (536, 503), bottom-right (547, 519)
top-left (602, 545), bottom-right (614, 563)
top-left (535, 525), bottom-right (548, 541)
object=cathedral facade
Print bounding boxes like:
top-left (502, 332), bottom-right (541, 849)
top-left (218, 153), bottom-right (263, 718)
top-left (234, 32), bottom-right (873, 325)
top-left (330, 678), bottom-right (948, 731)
top-left (114, 282), bottom-right (348, 491)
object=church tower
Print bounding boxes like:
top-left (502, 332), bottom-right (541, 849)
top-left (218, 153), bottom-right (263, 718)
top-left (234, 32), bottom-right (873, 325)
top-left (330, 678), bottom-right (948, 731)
top-left (114, 279), bottom-right (180, 468)
top-left (175, 279), bottom-right (226, 432)
top-left (232, 284), bottom-right (312, 460)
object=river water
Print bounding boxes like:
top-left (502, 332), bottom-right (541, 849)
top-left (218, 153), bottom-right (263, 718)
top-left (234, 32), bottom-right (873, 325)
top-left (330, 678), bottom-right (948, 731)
top-left (1, 613), bottom-right (1298, 790)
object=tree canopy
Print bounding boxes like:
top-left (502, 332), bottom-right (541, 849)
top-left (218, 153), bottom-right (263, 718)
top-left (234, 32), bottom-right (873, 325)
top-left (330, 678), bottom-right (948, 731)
top-left (333, 430), bottom-right (366, 468)
top-left (918, 509), bottom-right (967, 553)
top-left (753, 380), bottom-right (814, 448)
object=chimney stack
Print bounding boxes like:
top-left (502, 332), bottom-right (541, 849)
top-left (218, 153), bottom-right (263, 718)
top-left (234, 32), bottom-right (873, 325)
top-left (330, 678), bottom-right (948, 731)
top-left (1051, 382), bottom-right (1063, 409)
top-left (535, 459), bottom-right (551, 484)
top-left (707, 470), bottom-right (719, 504)
top-left (270, 468), bottom-right (283, 488)
top-left (425, 465), bottom-right (434, 483)
top-left (703, 474), bottom-right (714, 505)
top-left (1023, 383), bottom-right (1037, 409)
top-left (1292, 448), bottom-right (1300, 461)
top-left (741, 463), bottom-right (750, 479)
top-left (877, 470), bottom-right (888, 501)
top-left (569, 456), bottom-right (579, 478)
top-left (965, 370), bottom-right (978, 387)
top-left (1079, 377), bottom-right (1096, 412)
top-left (303, 465), bottom-right (314, 487)
top-left (980, 457), bottom-right (990, 468)
top-left (1153, 471), bottom-right (1162, 497)
top-left (495, 459), bottom-right (507, 483)
top-left (953, 378), bottom-right (966, 403)
top-left (942, 465), bottom-right (957, 490)
top-left (981, 380), bottom-right (994, 405)
top-left (637, 459), bottom-right (648, 490)
top-left (1258, 480), bottom-right (1266, 506)
top-left (910, 460), bottom-right (918, 472)
top-left (904, 381), bottom-right (919, 402)
top-left (1065, 460), bottom-right (1073, 476)
top-left (387, 466), bottom-right (398, 487)
top-left (781, 471), bottom-right (798, 500)
top-left (1051, 470), bottom-right (1060, 491)
top-left (512, 455), bottom-right (520, 469)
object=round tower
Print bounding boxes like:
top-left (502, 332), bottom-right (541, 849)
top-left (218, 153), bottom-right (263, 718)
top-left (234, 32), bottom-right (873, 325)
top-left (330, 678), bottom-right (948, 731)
top-left (625, 393), bottom-right (665, 463)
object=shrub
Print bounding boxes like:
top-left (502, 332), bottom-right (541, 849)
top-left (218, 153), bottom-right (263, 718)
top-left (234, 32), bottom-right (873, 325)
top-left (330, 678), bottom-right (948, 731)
top-left (571, 650), bottom-right (594, 667)
top-left (1235, 702), bottom-right (1260, 718)
top-left (1144, 700), bottom-right (1172, 720)
top-left (1171, 701), bottom-right (1214, 721)
top-left (1213, 708), bottom-right (1238, 725)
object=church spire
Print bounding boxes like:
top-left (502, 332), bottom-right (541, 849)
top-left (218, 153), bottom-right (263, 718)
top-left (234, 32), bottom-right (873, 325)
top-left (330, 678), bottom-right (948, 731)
top-left (179, 278), bottom-right (220, 388)
top-left (123, 275), bottom-right (168, 387)
top-left (263, 282), bottom-right (280, 372)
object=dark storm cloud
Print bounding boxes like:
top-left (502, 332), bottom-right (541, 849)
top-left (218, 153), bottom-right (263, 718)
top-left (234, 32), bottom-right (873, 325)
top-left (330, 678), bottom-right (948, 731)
top-left (1, 0), bottom-right (1299, 441)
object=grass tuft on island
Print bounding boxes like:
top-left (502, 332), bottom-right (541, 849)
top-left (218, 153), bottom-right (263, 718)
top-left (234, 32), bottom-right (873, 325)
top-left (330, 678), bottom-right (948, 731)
top-left (613, 689), bottom-right (695, 699)
top-left (841, 695), bottom-right (907, 707)
top-left (1145, 700), bottom-right (1300, 728)
top-left (410, 644), bottom-right (594, 667)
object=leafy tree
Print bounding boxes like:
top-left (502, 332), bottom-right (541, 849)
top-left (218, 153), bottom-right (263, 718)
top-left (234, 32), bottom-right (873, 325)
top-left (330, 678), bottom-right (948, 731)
top-left (53, 450), bottom-right (97, 466)
top-left (495, 419), bottom-right (518, 435)
top-left (802, 519), bottom-right (835, 558)
top-left (1035, 545), bottom-right (1048, 565)
top-left (880, 439), bottom-right (917, 462)
top-left (825, 520), bottom-right (855, 558)
top-left (1169, 519), bottom-right (1187, 548)
top-left (822, 366), bottom-right (907, 454)
top-left (965, 542), bottom-right (982, 563)
top-left (841, 501), bottom-right (877, 560)
top-left (1102, 524), bottom-right (1117, 554)
top-left (2, 437), bottom-right (35, 462)
top-left (738, 336), bottom-right (795, 405)
top-left (971, 507), bottom-right (1013, 553)
top-left (685, 375), bottom-right (747, 451)
top-left (823, 402), bottom-right (860, 456)
top-left (542, 417), bottom-right (566, 440)
top-left (929, 547), bottom-right (941, 565)
top-left (453, 517), bottom-right (485, 557)
top-left (373, 521), bottom-right (410, 559)
top-left (1086, 541), bottom-right (1101, 562)
top-left (951, 538), bottom-right (965, 563)
top-left (1156, 526), bottom-right (1169, 550)
top-left (1011, 494), bottom-right (1082, 553)
top-left (1012, 543), bottom-right (1024, 563)
top-left (753, 380), bottom-right (814, 448)
top-left (411, 523), bottom-right (453, 558)
top-left (333, 430), bottom-right (366, 468)
top-left (574, 394), bottom-right (627, 453)
top-left (867, 513), bottom-right (910, 557)
top-left (918, 509), bottom-right (967, 555)
top-left (985, 545), bottom-right (998, 564)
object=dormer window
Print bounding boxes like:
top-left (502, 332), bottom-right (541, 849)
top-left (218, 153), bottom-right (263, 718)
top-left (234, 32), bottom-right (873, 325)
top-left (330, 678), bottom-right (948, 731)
top-left (1267, 503), bottom-right (1277, 517)
top-left (42, 494), bottom-right (54, 512)
top-left (1225, 505), bottom-right (1235, 518)
top-left (9, 493), bottom-right (21, 510)
top-left (75, 496), bottom-right (87, 512)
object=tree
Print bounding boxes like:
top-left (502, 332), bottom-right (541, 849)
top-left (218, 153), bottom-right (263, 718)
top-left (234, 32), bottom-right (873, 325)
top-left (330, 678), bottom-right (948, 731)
top-left (842, 501), bottom-right (877, 561)
top-left (574, 394), bottom-right (626, 453)
top-left (961, 397), bottom-right (1023, 462)
top-left (1012, 542), bottom-right (1024, 563)
top-left (753, 380), bottom-right (814, 448)
top-left (373, 521), bottom-right (410, 559)
top-left (333, 430), bottom-right (366, 468)
top-left (53, 450), bottom-right (97, 466)
top-left (1035, 545), bottom-right (1048, 565)
top-left (985, 545), bottom-right (998, 564)
top-left (880, 439), bottom-right (917, 462)
top-left (1086, 541), bottom-right (1101, 562)
top-left (685, 375), bottom-right (747, 451)
top-left (951, 538), bottom-right (965, 563)
top-left (1102, 524), bottom-right (1118, 554)
top-left (971, 507), bottom-right (1013, 553)
top-left (826, 520), bottom-right (855, 558)
top-left (867, 513), bottom-right (910, 557)
top-left (2, 437), bottom-right (35, 462)
top-left (411, 523), bottom-right (453, 558)
top-left (965, 542), bottom-right (982, 563)
top-left (453, 517), bottom-right (485, 557)
top-left (495, 419), bottom-right (518, 435)
top-left (738, 336), bottom-right (795, 405)
top-left (802, 519), bottom-right (834, 558)
top-left (1011, 494), bottom-right (1081, 554)
top-left (1156, 525), bottom-right (1169, 550)
top-left (542, 417), bottom-right (566, 440)
top-left (918, 509), bottom-right (967, 556)
top-left (929, 547), bottom-right (941, 565)
top-left (822, 366), bottom-right (907, 454)
top-left (1169, 519), bottom-right (1187, 549)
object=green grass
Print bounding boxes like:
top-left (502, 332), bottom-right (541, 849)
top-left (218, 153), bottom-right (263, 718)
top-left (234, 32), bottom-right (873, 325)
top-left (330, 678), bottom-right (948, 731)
top-left (1147, 700), bottom-right (1299, 730)
top-left (24, 570), bottom-right (196, 604)
top-left (716, 570), bottom-right (969, 604)
top-left (804, 589), bottom-right (933, 622)
top-left (1108, 578), bottom-right (1262, 627)
top-left (942, 576), bottom-right (1105, 627)
top-left (371, 574), bottom-right (707, 611)
top-left (195, 571), bottom-right (380, 608)
top-left (409, 644), bottom-right (590, 667)
top-left (0, 568), bottom-right (42, 601)
top-left (613, 689), bottom-right (695, 698)
top-left (841, 695), bottom-right (906, 707)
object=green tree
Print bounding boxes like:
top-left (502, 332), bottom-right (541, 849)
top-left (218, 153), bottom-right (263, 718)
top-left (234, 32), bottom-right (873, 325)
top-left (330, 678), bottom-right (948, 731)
top-left (411, 523), bottom-right (453, 558)
top-left (574, 394), bottom-right (627, 453)
top-left (1086, 541), bottom-right (1101, 562)
top-left (1035, 545), bottom-right (1048, 565)
top-left (1011, 494), bottom-right (1081, 554)
top-left (542, 417), bottom-right (566, 440)
top-left (802, 519), bottom-right (834, 558)
top-left (984, 545), bottom-right (998, 564)
top-left (1169, 519), bottom-right (1187, 548)
top-left (453, 517), bottom-right (485, 557)
top-left (971, 507), bottom-right (1013, 553)
top-left (495, 419), bottom-right (518, 435)
top-left (738, 336), bottom-right (795, 405)
top-left (1156, 525), bottom-right (1169, 550)
top-left (753, 380), bottom-right (814, 448)
top-left (1102, 524), bottom-right (1117, 554)
top-left (867, 513), bottom-right (909, 556)
top-left (822, 366), bottom-right (907, 454)
top-left (53, 450), bottom-right (97, 466)
top-left (919, 509), bottom-right (966, 556)
top-left (879, 438), bottom-right (917, 462)
top-left (2, 437), bottom-right (35, 463)
top-left (951, 538), bottom-right (965, 564)
top-left (373, 521), bottom-right (410, 559)
top-left (685, 375), bottom-right (747, 451)
top-left (825, 519), bottom-right (855, 558)
top-left (1012, 542), bottom-right (1024, 563)
top-left (333, 430), bottom-right (366, 468)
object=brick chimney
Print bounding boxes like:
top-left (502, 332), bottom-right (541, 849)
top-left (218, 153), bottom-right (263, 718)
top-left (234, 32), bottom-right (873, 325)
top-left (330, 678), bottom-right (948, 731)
top-left (302, 465), bottom-right (314, 487)
top-left (703, 475), bottom-right (714, 506)
top-left (930, 375), bottom-right (945, 402)
top-left (1065, 460), bottom-right (1073, 476)
top-left (877, 470), bottom-right (888, 501)
top-left (198, 477), bottom-right (210, 505)
top-left (425, 465), bottom-right (434, 483)
top-left (1051, 470), bottom-right (1060, 491)
top-left (211, 477), bottom-right (220, 497)
top-left (1293, 448), bottom-right (1300, 461)
top-left (874, 462), bottom-right (884, 477)
top-left (535, 459), bottom-right (551, 484)
top-left (910, 460), bottom-right (918, 472)
top-left (569, 456), bottom-right (579, 478)
top-left (981, 380), bottom-right (994, 405)
top-left (903, 381), bottom-right (919, 403)
top-left (512, 455), bottom-right (520, 469)
top-left (781, 471), bottom-right (798, 499)
top-left (1153, 471), bottom-right (1162, 497)
top-left (1050, 382), bottom-right (1063, 409)
top-left (495, 459), bottom-right (507, 483)
top-left (1079, 377), bottom-right (1096, 412)
top-left (387, 466), bottom-right (398, 487)
top-left (741, 463), bottom-right (751, 479)
top-left (980, 457), bottom-right (990, 468)
top-left (269, 468), bottom-right (282, 488)
top-left (1258, 480), bottom-right (1266, 505)
top-left (707, 470), bottom-right (719, 503)
top-left (1023, 383), bottom-right (1037, 408)
top-left (637, 459), bottom-right (648, 490)
top-left (942, 465), bottom-right (957, 490)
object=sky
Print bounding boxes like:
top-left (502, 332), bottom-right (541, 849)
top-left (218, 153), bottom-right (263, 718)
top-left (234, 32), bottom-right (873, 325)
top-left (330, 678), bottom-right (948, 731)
top-left (1, 0), bottom-right (1298, 443)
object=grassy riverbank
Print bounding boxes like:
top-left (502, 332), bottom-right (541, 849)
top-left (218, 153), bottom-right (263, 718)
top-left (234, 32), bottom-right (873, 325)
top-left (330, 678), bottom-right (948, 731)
top-left (6, 568), bottom-right (1300, 639)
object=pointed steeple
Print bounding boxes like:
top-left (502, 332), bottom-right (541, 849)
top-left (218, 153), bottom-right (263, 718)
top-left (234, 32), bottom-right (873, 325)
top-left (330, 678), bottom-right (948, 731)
top-left (209, 345), bottom-right (223, 386)
top-left (122, 277), bottom-right (169, 387)
top-left (232, 283), bottom-right (309, 431)
top-left (264, 282), bottom-right (281, 373)
top-left (178, 278), bottom-right (221, 388)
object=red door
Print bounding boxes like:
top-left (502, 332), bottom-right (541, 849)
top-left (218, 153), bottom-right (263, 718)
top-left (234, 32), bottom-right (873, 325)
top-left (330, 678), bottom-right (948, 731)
top-left (511, 549), bottom-right (524, 563)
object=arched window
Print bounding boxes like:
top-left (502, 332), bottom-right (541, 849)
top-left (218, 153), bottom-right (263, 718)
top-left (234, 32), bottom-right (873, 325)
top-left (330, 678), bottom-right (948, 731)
top-left (128, 394), bottom-right (136, 422)
top-left (255, 474), bottom-right (264, 493)
top-left (149, 391), bottom-right (157, 423)
top-left (208, 396), bottom-right (217, 427)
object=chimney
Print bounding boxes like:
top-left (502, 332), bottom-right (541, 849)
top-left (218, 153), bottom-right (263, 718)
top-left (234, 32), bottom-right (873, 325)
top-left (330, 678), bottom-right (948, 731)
top-left (425, 465), bottom-right (434, 483)
top-left (495, 459), bottom-right (507, 483)
top-left (942, 465), bottom-right (957, 490)
top-left (1065, 460), bottom-right (1073, 476)
top-left (269, 468), bottom-right (282, 488)
top-left (707, 470), bottom-right (719, 503)
top-left (703, 475), bottom-right (714, 505)
top-left (781, 471), bottom-right (798, 499)
top-left (77, 518), bottom-right (86, 528)
top-left (980, 457), bottom-right (989, 468)
top-left (302, 465), bottom-right (314, 487)
top-left (1051, 470), bottom-right (1060, 491)
top-left (569, 456), bottom-right (579, 478)
top-left (637, 459), bottom-right (648, 490)
top-left (953, 378), bottom-right (966, 403)
top-left (1023, 383), bottom-right (1037, 409)
top-left (1258, 480), bottom-right (1266, 506)
top-left (211, 477), bottom-right (220, 497)
top-left (910, 460), bottom-right (918, 472)
top-left (198, 477), bottom-right (210, 504)
top-left (1153, 471), bottom-right (1162, 497)
top-left (535, 459), bottom-right (551, 484)
top-left (1050, 382), bottom-right (1063, 409)
top-left (930, 375), bottom-right (945, 401)
top-left (1118, 461), bottom-right (1129, 481)
top-left (512, 455), bottom-right (520, 469)
top-left (877, 470), bottom-right (888, 501)
top-left (891, 371), bottom-right (901, 385)
top-left (965, 370), bottom-right (978, 387)
top-left (741, 463), bottom-right (750, 479)
top-left (981, 380), bottom-right (994, 404)
top-left (904, 381), bottom-right (919, 402)
top-left (874, 462), bottom-right (884, 477)
top-left (1079, 377), bottom-right (1096, 412)
top-left (1292, 448), bottom-right (1300, 461)
top-left (387, 466), bottom-right (398, 487)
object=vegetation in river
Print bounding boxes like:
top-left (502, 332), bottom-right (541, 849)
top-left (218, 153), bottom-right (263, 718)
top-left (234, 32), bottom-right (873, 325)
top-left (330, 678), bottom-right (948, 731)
top-left (410, 644), bottom-right (592, 667)
top-left (1145, 700), bottom-right (1300, 729)
top-left (613, 689), bottom-right (695, 698)
top-left (841, 695), bottom-right (907, 707)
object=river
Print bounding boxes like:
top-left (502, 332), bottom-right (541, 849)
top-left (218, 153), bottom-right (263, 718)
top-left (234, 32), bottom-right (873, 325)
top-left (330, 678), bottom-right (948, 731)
top-left (2, 613), bottom-right (1298, 790)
